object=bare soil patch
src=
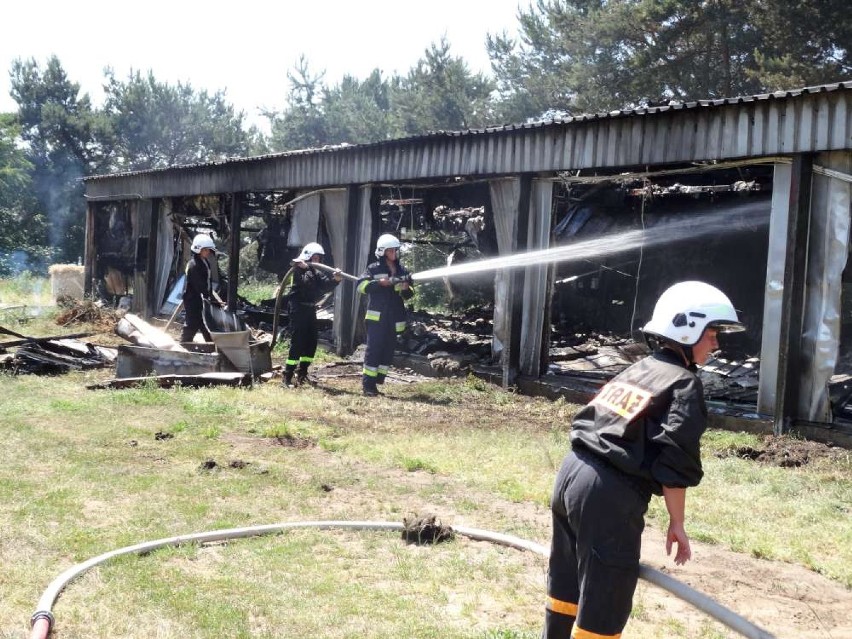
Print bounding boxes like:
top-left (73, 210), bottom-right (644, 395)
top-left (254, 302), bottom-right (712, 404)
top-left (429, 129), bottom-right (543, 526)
top-left (223, 435), bottom-right (852, 638)
top-left (716, 434), bottom-right (848, 467)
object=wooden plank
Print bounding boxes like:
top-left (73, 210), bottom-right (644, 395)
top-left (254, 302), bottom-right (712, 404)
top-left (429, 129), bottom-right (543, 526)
top-left (0, 332), bottom-right (95, 348)
top-left (90, 371), bottom-right (251, 390)
top-left (84, 202), bottom-right (96, 297)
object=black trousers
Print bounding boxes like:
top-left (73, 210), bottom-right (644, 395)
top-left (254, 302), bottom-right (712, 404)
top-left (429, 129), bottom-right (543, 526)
top-left (180, 305), bottom-right (211, 343)
top-left (362, 320), bottom-right (397, 389)
top-left (286, 308), bottom-right (318, 372)
top-left (543, 449), bottom-right (650, 638)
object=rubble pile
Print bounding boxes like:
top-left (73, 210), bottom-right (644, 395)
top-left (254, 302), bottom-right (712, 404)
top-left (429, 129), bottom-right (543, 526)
top-left (546, 332), bottom-right (645, 380)
top-left (699, 356), bottom-right (760, 405)
top-left (402, 309), bottom-right (492, 361)
top-left (0, 326), bottom-right (116, 375)
top-left (56, 298), bottom-right (123, 330)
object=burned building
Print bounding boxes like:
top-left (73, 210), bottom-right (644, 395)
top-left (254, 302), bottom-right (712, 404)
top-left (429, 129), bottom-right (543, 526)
top-left (82, 82), bottom-right (852, 444)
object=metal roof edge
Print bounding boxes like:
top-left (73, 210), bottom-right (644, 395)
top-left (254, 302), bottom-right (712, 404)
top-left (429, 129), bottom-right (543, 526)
top-left (83, 80), bottom-right (852, 182)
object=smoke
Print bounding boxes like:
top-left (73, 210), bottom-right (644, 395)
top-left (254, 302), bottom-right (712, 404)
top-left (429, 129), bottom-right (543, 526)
top-left (37, 160), bottom-right (86, 266)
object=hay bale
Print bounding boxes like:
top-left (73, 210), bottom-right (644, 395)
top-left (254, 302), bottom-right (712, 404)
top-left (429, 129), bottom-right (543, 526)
top-left (48, 264), bottom-right (85, 301)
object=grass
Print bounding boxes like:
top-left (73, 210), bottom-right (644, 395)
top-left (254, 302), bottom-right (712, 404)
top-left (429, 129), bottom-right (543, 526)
top-left (238, 278), bottom-right (278, 306)
top-left (1, 310), bottom-right (852, 637)
top-left (0, 272), bottom-right (53, 308)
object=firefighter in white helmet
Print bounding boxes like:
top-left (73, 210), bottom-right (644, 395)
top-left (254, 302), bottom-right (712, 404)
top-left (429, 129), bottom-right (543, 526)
top-left (543, 281), bottom-right (745, 639)
top-left (282, 242), bottom-right (342, 388)
top-left (356, 234), bottom-right (413, 396)
top-left (180, 233), bottom-right (223, 343)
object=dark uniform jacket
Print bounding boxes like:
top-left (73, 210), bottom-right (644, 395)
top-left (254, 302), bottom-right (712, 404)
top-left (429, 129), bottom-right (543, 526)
top-left (357, 258), bottom-right (414, 330)
top-left (569, 348), bottom-right (707, 496)
top-left (183, 254), bottom-right (214, 313)
top-left (289, 265), bottom-right (338, 311)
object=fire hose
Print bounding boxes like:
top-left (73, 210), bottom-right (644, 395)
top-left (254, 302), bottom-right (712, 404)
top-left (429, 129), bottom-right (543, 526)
top-left (269, 266), bottom-right (294, 349)
top-left (269, 263), bottom-right (359, 349)
top-left (29, 520), bottom-right (775, 639)
top-left (269, 262), bottom-right (409, 348)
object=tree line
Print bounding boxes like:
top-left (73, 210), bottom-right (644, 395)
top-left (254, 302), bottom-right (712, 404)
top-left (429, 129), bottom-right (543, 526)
top-left (1, 0), bottom-right (849, 273)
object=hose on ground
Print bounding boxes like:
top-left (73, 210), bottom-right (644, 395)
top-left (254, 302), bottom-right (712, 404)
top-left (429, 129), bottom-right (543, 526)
top-left (29, 520), bottom-right (775, 639)
top-left (270, 267), bottom-right (295, 349)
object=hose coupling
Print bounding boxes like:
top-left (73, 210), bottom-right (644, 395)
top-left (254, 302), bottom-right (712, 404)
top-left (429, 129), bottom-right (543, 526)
top-left (30, 610), bottom-right (54, 629)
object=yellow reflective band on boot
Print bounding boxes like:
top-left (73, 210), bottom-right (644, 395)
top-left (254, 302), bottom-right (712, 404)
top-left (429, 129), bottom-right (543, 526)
top-left (299, 356), bottom-right (314, 363)
top-left (571, 627), bottom-right (621, 639)
top-left (395, 321), bottom-right (406, 333)
top-left (546, 596), bottom-right (577, 617)
top-left (377, 365), bottom-right (389, 375)
top-left (285, 359), bottom-right (298, 366)
top-left (363, 366), bottom-right (379, 378)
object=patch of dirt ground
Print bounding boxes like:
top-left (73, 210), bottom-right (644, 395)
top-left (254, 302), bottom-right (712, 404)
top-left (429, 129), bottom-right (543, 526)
top-left (716, 434), bottom-right (850, 467)
top-left (223, 433), bottom-right (852, 638)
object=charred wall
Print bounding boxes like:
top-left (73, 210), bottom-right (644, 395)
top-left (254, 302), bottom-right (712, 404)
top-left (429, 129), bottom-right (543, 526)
top-left (551, 168), bottom-right (772, 356)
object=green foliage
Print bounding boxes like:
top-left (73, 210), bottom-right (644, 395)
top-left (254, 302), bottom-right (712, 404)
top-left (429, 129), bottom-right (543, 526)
top-left (9, 56), bottom-right (112, 265)
top-left (103, 69), bottom-right (252, 171)
top-left (487, 0), bottom-right (852, 121)
top-left (390, 38), bottom-right (497, 136)
top-left (747, 1), bottom-right (852, 89)
top-left (324, 70), bottom-right (394, 144)
top-left (267, 56), bottom-right (330, 151)
top-left (0, 113), bottom-right (32, 210)
top-left (268, 40), bottom-right (497, 151)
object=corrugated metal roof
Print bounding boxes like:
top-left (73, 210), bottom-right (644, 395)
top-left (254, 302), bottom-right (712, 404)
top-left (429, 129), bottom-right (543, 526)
top-left (85, 81), bottom-right (852, 182)
top-left (83, 81), bottom-right (852, 199)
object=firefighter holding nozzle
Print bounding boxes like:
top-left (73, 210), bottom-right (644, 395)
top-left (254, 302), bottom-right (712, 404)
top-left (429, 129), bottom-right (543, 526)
top-left (356, 234), bottom-right (414, 397)
top-left (543, 281), bottom-right (745, 639)
top-left (283, 242), bottom-right (342, 388)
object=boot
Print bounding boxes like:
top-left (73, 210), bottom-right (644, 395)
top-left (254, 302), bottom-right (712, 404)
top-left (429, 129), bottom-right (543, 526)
top-left (362, 376), bottom-right (379, 397)
top-left (296, 365), bottom-right (311, 386)
top-left (282, 369), bottom-right (296, 388)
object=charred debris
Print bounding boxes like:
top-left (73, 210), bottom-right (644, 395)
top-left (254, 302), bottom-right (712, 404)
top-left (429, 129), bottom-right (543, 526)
top-left (76, 164), bottom-right (852, 425)
top-left (0, 301), bottom-right (118, 374)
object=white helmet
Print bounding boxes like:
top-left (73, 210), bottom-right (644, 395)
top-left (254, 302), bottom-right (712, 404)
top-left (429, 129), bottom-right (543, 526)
top-left (191, 233), bottom-right (217, 254)
top-left (642, 281), bottom-right (744, 346)
top-left (299, 242), bottom-right (325, 261)
top-left (375, 233), bottom-right (401, 258)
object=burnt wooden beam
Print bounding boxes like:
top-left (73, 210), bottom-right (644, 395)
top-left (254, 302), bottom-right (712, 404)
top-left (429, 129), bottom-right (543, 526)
top-left (0, 332), bottom-right (95, 349)
top-left (774, 154), bottom-right (813, 436)
top-left (335, 185), bottom-right (362, 355)
top-left (84, 202), bottom-right (96, 297)
top-left (145, 198), bottom-right (161, 317)
top-left (228, 193), bottom-right (242, 307)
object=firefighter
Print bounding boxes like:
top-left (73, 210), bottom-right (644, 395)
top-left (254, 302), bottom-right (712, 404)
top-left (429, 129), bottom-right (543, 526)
top-left (180, 233), bottom-right (223, 343)
top-left (356, 234), bottom-right (414, 397)
top-left (283, 242), bottom-right (342, 388)
top-left (543, 281), bottom-right (745, 639)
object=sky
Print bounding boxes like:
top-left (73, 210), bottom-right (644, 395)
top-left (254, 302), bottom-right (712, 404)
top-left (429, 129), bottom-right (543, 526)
top-left (0, 0), bottom-right (527, 133)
